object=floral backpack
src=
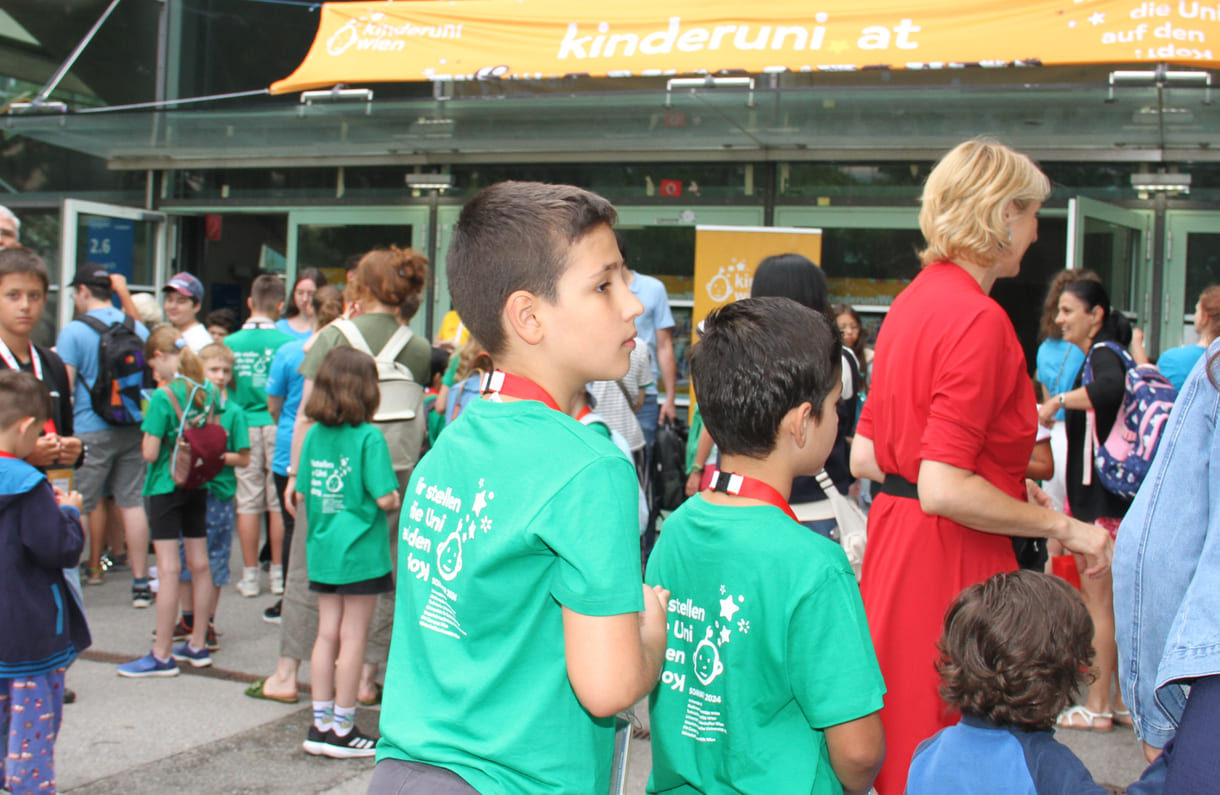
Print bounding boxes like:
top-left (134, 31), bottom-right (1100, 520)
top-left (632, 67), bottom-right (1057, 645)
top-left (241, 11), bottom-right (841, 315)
top-left (1081, 341), bottom-right (1177, 499)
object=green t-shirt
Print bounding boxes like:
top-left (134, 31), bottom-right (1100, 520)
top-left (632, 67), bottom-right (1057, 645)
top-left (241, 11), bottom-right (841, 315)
top-left (440, 353), bottom-right (461, 387)
top-left (299, 313), bottom-right (430, 384)
top-left (226, 320), bottom-right (293, 427)
top-left (204, 394), bottom-right (251, 503)
top-left (296, 422), bottom-right (399, 585)
top-left (377, 398), bottom-right (645, 794)
top-left (644, 496), bottom-right (885, 795)
top-left (140, 377), bottom-right (222, 496)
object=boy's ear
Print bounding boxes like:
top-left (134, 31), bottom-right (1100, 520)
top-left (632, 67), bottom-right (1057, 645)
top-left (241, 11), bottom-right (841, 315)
top-left (503, 289), bottom-right (544, 346)
top-left (16, 416), bottom-right (38, 436)
top-left (783, 402), bottom-right (815, 448)
top-left (246, 296), bottom-right (256, 314)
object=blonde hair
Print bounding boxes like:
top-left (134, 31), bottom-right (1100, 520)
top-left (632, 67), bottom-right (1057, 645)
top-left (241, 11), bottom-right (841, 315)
top-left (454, 338), bottom-right (493, 382)
top-left (145, 325), bottom-right (207, 409)
top-left (198, 342), bottom-right (235, 366)
top-left (919, 138), bottom-right (1050, 268)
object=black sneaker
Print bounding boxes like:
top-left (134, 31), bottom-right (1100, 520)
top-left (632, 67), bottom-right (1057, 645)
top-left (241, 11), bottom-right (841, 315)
top-left (131, 585), bottom-right (154, 609)
top-left (262, 601), bottom-right (282, 625)
top-left (302, 725), bottom-right (329, 756)
top-left (205, 623), bottom-right (220, 651)
top-left (321, 727), bottom-right (378, 759)
top-left (172, 616), bottom-right (193, 640)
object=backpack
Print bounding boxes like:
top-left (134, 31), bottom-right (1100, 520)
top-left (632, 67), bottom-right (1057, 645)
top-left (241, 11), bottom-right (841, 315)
top-left (164, 382), bottom-right (228, 490)
top-left (1081, 341), bottom-right (1177, 499)
top-left (76, 314), bottom-right (151, 425)
top-left (331, 319), bottom-right (425, 472)
top-left (650, 416), bottom-right (689, 513)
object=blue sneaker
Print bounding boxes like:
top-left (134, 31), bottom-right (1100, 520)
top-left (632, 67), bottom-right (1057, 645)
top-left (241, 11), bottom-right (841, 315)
top-left (117, 652), bottom-right (179, 678)
top-left (171, 643), bottom-right (212, 668)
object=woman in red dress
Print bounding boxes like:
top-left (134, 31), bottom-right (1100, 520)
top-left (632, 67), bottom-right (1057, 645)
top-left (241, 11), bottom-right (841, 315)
top-left (849, 139), bottom-right (1113, 793)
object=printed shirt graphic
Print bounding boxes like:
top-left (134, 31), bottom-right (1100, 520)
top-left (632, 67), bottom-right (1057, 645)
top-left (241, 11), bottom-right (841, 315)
top-left (297, 423), bottom-right (398, 585)
top-left (377, 398), bottom-right (644, 795)
top-left (225, 323), bottom-right (293, 427)
top-left (140, 378), bottom-right (220, 496)
top-left (204, 395), bottom-right (250, 503)
top-left (645, 496), bottom-right (885, 795)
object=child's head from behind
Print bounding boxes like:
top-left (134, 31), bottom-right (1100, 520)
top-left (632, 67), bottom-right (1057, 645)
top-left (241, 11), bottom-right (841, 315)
top-left (248, 274), bottom-right (286, 318)
top-left (0, 370), bottom-right (50, 457)
top-left (938, 570), bottom-right (1093, 731)
top-left (351, 246), bottom-right (428, 312)
top-left (304, 346), bottom-right (379, 427)
top-left (311, 285), bottom-right (345, 329)
top-left (447, 181), bottom-right (619, 358)
top-left (146, 325), bottom-right (206, 407)
top-left (199, 343), bottom-right (234, 392)
top-left (692, 297), bottom-right (841, 460)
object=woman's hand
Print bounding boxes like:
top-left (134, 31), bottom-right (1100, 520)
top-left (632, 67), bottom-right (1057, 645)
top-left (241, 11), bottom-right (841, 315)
top-left (1059, 517), bottom-right (1114, 578)
top-left (1037, 398), bottom-right (1058, 428)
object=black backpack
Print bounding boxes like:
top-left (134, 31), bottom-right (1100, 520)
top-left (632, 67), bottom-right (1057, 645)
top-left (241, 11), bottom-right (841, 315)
top-left (650, 416), bottom-right (689, 513)
top-left (76, 314), bottom-right (152, 426)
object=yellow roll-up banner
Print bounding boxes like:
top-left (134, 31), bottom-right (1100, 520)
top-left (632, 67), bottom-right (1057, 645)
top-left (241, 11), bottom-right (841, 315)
top-left (272, 0), bottom-right (1220, 93)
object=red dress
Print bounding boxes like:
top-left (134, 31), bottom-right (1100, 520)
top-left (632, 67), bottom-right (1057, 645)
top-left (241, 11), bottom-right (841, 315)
top-left (857, 262), bottom-right (1034, 793)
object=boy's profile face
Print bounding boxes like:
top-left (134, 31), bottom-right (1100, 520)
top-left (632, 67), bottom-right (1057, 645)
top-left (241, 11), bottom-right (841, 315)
top-left (202, 357), bottom-right (232, 391)
top-left (537, 224), bottom-right (643, 385)
top-left (0, 273), bottom-right (45, 339)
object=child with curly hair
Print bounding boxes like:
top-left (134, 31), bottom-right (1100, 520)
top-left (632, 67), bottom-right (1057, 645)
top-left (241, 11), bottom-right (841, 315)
top-left (907, 570), bottom-right (1164, 794)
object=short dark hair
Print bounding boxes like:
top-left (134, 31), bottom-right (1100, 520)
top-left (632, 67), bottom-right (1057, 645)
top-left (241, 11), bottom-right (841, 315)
top-left (0, 370), bottom-right (51, 428)
top-left (750, 253), bottom-right (830, 314)
top-left (1063, 278), bottom-right (1132, 346)
top-left (205, 308), bottom-right (238, 335)
top-left (429, 346), bottom-right (451, 383)
top-left (447, 181), bottom-right (618, 356)
top-left (692, 297), bottom-right (841, 457)
top-left (304, 346), bottom-right (380, 427)
top-left (249, 274), bottom-right (285, 314)
top-left (85, 282), bottom-right (113, 302)
top-left (0, 246), bottom-right (49, 292)
top-left (938, 570), bottom-right (1094, 731)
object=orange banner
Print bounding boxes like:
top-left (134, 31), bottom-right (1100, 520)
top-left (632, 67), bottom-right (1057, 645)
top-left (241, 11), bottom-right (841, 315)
top-left (271, 0), bottom-right (1220, 93)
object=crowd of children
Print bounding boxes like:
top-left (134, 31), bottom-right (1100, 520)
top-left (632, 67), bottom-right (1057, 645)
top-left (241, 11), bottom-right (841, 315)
top-left (0, 172), bottom-right (1183, 795)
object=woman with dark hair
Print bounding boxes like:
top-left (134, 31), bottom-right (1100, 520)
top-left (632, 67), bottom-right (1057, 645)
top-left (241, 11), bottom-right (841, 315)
top-left (1034, 270), bottom-right (1101, 511)
top-left (276, 268), bottom-right (327, 341)
top-left (749, 254), bottom-right (860, 540)
top-left (1116, 336), bottom-right (1220, 788)
top-left (1037, 278), bottom-right (1133, 731)
top-left (850, 139), bottom-right (1111, 791)
top-left (831, 303), bottom-right (869, 393)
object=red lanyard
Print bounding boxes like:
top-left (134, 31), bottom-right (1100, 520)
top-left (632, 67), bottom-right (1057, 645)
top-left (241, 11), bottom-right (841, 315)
top-left (0, 339), bottom-right (56, 436)
top-left (0, 450), bottom-right (15, 459)
top-left (704, 468), bottom-right (799, 523)
top-left (480, 370), bottom-right (562, 413)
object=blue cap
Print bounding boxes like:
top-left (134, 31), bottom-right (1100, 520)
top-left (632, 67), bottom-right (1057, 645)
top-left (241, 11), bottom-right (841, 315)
top-left (163, 272), bottom-right (204, 304)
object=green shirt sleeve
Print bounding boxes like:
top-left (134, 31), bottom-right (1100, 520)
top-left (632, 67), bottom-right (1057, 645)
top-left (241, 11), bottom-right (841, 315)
top-left (441, 353), bottom-right (461, 387)
top-left (362, 425), bottom-right (400, 500)
top-left (141, 387), bottom-right (175, 440)
top-left (227, 403), bottom-right (250, 451)
top-left (789, 561), bottom-right (886, 729)
top-left (542, 453), bottom-right (644, 617)
top-left (299, 326), bottom-right (342, 381)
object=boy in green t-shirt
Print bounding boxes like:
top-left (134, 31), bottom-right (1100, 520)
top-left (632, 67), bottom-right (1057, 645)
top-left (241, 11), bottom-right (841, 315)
top-left (373, 182), bottom-right (670, 795)
top-left (225, 274), bottom-right (293, 599)
top-left (174, 343), bottom-right (250, 650)
top-left (645, 297), bottom-right (886, 795)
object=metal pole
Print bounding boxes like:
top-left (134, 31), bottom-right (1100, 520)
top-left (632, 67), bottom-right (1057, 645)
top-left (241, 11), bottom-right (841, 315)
top-left (424, 190), bottom-right (440, 339)
top-left (30, 0), bottom-right (124, 108)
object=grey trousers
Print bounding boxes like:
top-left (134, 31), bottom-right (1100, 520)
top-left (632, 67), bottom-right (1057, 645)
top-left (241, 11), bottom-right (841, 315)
top-left (279, 468), bottom-right (411, 668)
top-left (367, 759), bottom-right (479, 795)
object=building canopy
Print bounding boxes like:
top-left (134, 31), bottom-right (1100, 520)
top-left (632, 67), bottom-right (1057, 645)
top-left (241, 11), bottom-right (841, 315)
top-left (271, 0), bottom-right (1220, 93)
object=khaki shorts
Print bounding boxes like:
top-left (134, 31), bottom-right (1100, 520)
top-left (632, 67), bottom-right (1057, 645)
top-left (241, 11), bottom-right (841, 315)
top-left (236, 425), bottom-right (281, 514)
top-left (75, 427), bottom-right (147, 512)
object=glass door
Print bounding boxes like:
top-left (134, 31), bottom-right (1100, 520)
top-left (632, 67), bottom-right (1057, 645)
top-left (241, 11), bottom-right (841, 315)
top-left (1067, 197), bottom-right (1151, 323)
top-left (287, 207), bottom-right (432, 336)
top-left (1164, 211), bottom-right (1220, 349)
top-left (58, 199), bottom-right (167, 332)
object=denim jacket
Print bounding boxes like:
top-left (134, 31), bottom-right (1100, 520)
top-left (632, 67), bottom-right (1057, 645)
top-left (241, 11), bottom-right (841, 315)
top-left (1115, 338), bottom-right (1220, 749)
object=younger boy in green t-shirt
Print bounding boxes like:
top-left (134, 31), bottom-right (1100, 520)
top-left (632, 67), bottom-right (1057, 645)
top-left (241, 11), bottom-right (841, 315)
top-left (226, 274), bottom-right (293, 598)
top-left (373, 182), bottom-right (670, 795)
top-left (174, 343), bottom-right (250, 650)
top-left (645, 297), bottom-right (886, 795)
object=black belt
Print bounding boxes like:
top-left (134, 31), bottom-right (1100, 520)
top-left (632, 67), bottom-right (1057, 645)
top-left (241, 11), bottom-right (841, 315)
top-left (878, 474), bottom-right (919, 501)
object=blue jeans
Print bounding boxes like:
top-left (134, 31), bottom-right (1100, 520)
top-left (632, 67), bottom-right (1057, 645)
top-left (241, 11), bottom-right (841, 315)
top-left (636, 393), bottom-right (660, 448)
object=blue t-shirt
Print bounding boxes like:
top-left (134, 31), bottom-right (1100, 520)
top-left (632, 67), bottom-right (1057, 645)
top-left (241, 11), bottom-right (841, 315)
top-left (1156, 344), bottom-right (1205, 392)
top-left (1035, 338), bottom-right (1085, 422)
top-left (264, 338), bottom-right (306, 476)
top-left (274, 317), bottom-right (312, 342)
top-left (629, 272), bottom-right (674, 397)
top-left (56, 307), bottom-right (151, 434)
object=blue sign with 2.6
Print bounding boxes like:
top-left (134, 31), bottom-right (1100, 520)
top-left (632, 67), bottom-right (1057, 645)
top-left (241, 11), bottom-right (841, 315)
top-left (85, 217), bottom-right (135, 280)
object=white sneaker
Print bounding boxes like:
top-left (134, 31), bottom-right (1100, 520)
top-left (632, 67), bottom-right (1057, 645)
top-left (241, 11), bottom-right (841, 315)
top-left (236, 567), bottom-right (260, 598)
top-left (269, 565), bottom-right (284, 596)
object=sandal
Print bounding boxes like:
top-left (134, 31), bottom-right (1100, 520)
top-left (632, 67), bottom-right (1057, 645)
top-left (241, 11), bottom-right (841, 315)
top-left (244, 677), bottom-right (299, 704)
top-left (1114, 707), bottom-right (1134, 727)
top-left (1056, 704), bottom-right (1114, 732)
